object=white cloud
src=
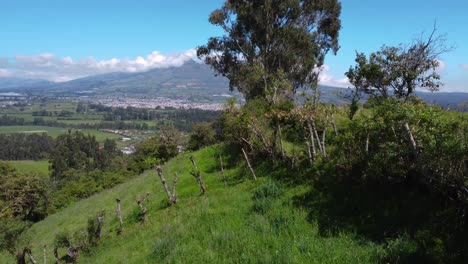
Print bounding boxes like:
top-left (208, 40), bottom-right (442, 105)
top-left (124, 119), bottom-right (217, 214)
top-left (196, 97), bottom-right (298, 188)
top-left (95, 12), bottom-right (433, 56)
top-left (460, 64), bottom-right (468, 70)
top-left (0, 49), bottom-right (198, 82)
top-left (0, 69), bottom-right (11, 77)
top-left (317, 64), bottom-right (350, 88)
top-left (435, 60), bottom-right (446, 74)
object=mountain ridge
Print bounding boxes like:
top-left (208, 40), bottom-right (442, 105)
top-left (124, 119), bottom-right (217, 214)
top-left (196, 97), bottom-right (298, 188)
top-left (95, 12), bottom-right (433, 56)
top-left (0, 60), bottom-right (466, 108)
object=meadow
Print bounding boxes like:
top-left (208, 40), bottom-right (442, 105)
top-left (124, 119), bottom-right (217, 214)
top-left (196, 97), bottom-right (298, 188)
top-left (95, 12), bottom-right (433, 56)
top-left (6, 160), bottom-right (50, 178)
top-left (1, 145), bottom-right (385, 263)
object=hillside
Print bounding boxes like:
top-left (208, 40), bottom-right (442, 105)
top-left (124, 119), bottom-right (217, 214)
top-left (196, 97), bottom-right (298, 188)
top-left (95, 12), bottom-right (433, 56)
top-left (3, 145), bottom-right (383, 263)
top-left (1, 60), bottom-right (466, 108)
top-left (0, 61), bottom-right (234, 102)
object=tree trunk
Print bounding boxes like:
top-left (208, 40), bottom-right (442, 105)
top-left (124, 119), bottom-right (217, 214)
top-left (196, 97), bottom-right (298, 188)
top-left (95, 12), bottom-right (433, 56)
top-left (311, 121), bottom-right (323, 155)
top-left (43, 245), bottom-right (47, 264)
top-left (249, 123), bottom-right (271, 156)
top-left (242, 148), bottom-right (257, 180)
top-left (307, 122), bottom-right (317, 157)
top-left (189, 157), bottom-right (207, 194)
top-left (115, 198), bottom-right (123, 231)
top-left (96, 214), bottom-right (104, 240)
top-left (403, 122), bottom-right (418, 158)
top-left (156, 165), bottom-right (176, 204)
top-left (16, 247), bottom-right (36, 264)
top-left (136, 201), bottom-right (147, 223)
top-left (16, 250), bottom-right (26, 264)
top-left (304, 137), bottom-right (313, 166)
top-left (65, 245), bottom-right (79, 264)
top-left (321, 122), bottom-right (327, 158)
top-left (27, 248), bottom-right (37, 264)
top-left (171, 173), bottom-right (179, 204)
top-left (53, 248), bottom-right (60, 264)
top-left (331, 113), bottom-right (338, 135)
top-left (219, 155), bottom-right (227, 187)
top-left (365, 134), bottom-right (369, 153)
top-left (278, 124), bottom-right (285, 158)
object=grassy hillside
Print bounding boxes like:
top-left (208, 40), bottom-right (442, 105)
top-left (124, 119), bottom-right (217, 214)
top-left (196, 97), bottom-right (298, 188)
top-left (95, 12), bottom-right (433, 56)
top-left (3, 145), bottom-right (384, 263)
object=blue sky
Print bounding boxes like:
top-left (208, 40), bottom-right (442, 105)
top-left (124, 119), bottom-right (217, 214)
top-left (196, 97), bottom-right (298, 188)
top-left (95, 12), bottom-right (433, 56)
top-left (0, 0), bottom-right (467, 92)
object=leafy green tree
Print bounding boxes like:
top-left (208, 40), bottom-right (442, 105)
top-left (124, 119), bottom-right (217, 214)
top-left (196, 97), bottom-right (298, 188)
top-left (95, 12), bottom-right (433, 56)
top-left (1, 173), bottom-right (49, 222)
top-left (188, 122), bottom-right (216, 150)
top-left (197, 0), bottom-right (341, 102)
top-left (345, 27), bottom-right (450, 100)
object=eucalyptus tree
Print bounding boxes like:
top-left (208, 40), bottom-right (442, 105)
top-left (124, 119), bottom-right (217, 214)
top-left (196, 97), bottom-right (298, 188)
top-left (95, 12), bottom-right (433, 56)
top-left (197, 0), bottom-right (342, 103)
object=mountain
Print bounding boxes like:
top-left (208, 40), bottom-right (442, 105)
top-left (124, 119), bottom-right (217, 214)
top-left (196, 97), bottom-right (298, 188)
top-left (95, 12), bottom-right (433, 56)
top-left (0, 60), bottom-right (466, 108)
top-left (0, 77), bottom-right (54, 90)
top-left (3, 60), bottom-right (232, 102)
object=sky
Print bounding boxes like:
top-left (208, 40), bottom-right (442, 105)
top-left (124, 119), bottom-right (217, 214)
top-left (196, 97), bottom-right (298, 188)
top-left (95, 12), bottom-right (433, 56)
top-left (0, 0), bottom-right (467, 92)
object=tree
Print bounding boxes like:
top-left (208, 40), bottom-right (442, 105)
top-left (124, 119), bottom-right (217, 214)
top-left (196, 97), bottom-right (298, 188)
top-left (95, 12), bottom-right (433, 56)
top-left (188, 122), bottom-right (216, 150)
top-left (1, 173), bottom-right (49, 222)
top-left (197, 0), bottom-right (341, 102)
top-left (345, 26), bottom-right (451, 101)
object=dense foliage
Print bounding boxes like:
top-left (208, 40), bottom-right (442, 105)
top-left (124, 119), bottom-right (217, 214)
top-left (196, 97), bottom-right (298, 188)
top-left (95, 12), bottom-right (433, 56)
top-left (198, 0), bottom-right (341, 101)
top-left (130, 126), bottom-right (182, 173)
top-left (0, 133), bottom-right (53, 160)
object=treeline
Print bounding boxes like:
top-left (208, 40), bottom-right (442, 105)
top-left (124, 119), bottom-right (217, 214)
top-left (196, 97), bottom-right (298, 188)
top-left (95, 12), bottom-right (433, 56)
top-left (0, 131), bottom-right (134, 260)
top-left (0, 105), bottom-right (222, 132)
top-left (0, 133), bottom-right (53, 160)
top-left (90, 104), bottom-right (221, 131)
top-left (0, 114), bottom-right (151, 130)
top-left (32, 109), bottom-right (74, 117)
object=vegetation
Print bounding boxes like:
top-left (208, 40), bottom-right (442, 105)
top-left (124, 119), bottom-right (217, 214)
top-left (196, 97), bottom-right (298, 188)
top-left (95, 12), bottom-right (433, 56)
top-left (1, 146), bottom-right (387, 263)
top-left (6, 160), bottom-right (49, 178)
top-left (0, 101), bottom-right (222, 132)
top-left (0, 1), bottom-right (467, 263)
top-left (197, 0), bottom-right (341, 101)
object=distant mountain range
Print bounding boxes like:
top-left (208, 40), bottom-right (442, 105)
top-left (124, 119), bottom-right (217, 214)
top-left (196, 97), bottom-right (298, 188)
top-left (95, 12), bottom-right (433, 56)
top-left (0, 77), bottom-right (54, 89)
top-left (0, 60), bottom-right (466, 108)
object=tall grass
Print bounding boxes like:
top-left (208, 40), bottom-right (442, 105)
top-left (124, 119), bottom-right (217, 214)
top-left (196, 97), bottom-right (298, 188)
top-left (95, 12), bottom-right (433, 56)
top-left (3, 145), bottom-right (384, 263)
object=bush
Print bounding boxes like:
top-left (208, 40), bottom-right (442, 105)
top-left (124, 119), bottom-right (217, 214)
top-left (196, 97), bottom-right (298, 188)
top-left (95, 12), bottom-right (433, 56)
top-left (188, 122), bottom-right (216, 150)
top-left (253, 180), bottom-right (283, 200)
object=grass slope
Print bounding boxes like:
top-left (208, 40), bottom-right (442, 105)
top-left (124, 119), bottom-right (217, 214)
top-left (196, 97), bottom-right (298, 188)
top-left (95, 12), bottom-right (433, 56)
top-left (5, 146), bottom-right (383, 263)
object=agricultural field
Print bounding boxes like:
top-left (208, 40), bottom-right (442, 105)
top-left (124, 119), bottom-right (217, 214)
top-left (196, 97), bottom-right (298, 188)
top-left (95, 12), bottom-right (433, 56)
top-left (0, 125), bottom-right (121, 142)
top-left (6, 160), bottom-right (50, 178)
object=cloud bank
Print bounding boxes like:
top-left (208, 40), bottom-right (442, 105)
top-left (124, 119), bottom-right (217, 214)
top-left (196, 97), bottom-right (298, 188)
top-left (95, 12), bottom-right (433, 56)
top-left (317, 64), bottom-right (350, 88)
top-left (1, 51), bottom-right (460, 92)
top-left (0, 49), bottom-right (351, 88)
top-left (0, 49), bottom-right (198, 82)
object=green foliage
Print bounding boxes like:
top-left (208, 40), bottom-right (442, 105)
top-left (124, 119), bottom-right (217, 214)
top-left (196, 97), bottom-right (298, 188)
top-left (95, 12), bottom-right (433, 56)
top-left (198, 0), bottom-right (341, 101)
top-left (130, 136), bottom-right (178, 173)
top-left (51, 170), bottom-right (130, 210)
top-left (87, 212), bottom-right (104, 247)
top-left (0, 172), bottom-right (49, 222)
top-left (308, 98), bottom-right (468, 262)
top-left (188, 122), bottom-right (216, 150)
top-left (0, 218), bottom-right (29, 255)
top-left (252, 180), bottom-right (283, 200)
top-left (346, 29), bottom-right (447, 100)
top-left (6, 146), bottom-right (384, 263)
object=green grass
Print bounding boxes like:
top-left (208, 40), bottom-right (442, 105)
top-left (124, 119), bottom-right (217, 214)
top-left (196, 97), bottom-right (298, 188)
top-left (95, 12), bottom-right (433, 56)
top-left (6, 160), bottom-right (50, 178)
top-left (3, 145), bottom-right (384, 263)
top-left (0, 126), bottom-right (121, 142)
